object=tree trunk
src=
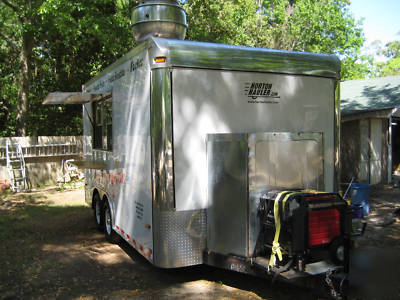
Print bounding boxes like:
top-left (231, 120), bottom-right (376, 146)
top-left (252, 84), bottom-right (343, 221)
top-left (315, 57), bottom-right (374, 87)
top-left (16, 32), bottom-right (33, 136)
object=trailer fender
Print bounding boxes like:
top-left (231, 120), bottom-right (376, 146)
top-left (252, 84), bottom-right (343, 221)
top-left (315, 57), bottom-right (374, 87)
top-left (101, 194), bottom-right (116, 231)
top-left (92, 190), bottom-right (104, 231)
top-left (91, 187), bottom-right (109, 210)
top-left (91, 189), bottom-right (102, 209)
top-left (92, 188), bottom-right (115, 226)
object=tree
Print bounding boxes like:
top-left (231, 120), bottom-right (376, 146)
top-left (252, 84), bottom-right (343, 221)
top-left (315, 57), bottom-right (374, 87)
top-left (1, 0), bottom-right (369, 136)
top-left (184, 0), bottom-right (365, 80)
top-left (0, 0), bottom-right (40, 136)
top-left (184, 0), bottom-right (261, 46)
top-left (341, 54), bottom-right (376, 80)
top-left (0, 0), bottom-right (137, 136)
top-left (0, 3), bottom-right (19, 136)
top-left (376, 40), bottom-right (400, 77)
top-left (28, 0), bottom-right (136, 136)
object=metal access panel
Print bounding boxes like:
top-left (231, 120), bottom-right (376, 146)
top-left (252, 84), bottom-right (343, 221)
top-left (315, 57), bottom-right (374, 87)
top-left (248, 132), bottom-right (324, 190)
top-left (171, 68), bottom-right (335, 212)
top-left (207, 134), bottom-right (248, 257)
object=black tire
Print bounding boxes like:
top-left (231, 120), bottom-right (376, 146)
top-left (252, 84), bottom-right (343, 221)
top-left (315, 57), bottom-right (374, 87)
top-left (103, 200), bottom-right (121, 244)
top-left (93, 193), bottom-right (104, 232)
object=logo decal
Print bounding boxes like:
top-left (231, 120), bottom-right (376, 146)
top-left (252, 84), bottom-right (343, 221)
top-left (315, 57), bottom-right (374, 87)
top-left (245, 82), bottom-right (280, 103)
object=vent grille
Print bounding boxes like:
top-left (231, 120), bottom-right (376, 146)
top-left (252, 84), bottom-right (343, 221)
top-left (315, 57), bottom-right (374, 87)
top-left (308, 209), bottom-right (340, 246)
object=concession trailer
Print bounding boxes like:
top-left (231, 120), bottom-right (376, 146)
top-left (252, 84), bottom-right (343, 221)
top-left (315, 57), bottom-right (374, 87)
top-left (44, 0), bottom-right (351, 297)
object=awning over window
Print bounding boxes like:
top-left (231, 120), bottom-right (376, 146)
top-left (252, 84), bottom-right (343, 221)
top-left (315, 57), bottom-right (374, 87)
top-left (42, 92), bottom-right (111, 105)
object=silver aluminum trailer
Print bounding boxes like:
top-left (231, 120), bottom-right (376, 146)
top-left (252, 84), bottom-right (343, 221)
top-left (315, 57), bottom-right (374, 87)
top-left (43, 1), bottom-right (350, 297)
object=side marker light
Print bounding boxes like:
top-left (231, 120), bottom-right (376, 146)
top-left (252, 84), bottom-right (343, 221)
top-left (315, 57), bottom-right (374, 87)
top-left (155, 57), bottom-right (166, 63)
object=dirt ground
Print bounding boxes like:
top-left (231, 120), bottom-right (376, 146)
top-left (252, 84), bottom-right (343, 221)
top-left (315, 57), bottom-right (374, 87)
top-left (348, 186), bottom-right (400, 299)
top-left (0, 185), bottom-right (399, 299)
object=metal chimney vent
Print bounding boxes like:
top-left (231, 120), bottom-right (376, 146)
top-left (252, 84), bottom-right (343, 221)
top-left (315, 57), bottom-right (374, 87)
top-left (132, 0), bottom-right (188, 43)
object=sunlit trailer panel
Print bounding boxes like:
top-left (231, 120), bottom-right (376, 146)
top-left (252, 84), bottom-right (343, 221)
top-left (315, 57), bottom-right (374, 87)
top-left (43, 5), bottom-right (348, 297)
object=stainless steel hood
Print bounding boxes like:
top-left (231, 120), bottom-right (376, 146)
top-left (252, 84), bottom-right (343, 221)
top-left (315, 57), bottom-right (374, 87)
top-left (132, 0), bottom-right (188, 43)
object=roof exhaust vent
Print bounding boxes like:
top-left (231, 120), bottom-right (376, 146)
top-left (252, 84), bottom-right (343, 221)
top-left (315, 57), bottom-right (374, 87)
top-left (132, 0), bottom-right (188, 43)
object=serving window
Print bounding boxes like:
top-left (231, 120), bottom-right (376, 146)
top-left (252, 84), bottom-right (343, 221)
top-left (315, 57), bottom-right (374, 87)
top-left (93, 98), bottom-right (112, 151)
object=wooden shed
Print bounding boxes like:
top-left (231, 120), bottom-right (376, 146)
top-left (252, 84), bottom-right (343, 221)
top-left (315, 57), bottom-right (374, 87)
top-left (341, 76), bottom-right (400, 184)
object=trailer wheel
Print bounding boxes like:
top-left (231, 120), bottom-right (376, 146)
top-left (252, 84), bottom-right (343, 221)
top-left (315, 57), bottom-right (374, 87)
top-left (93, 193), bottom-right (103, 231)
top-left (103, 200), bottom-right (121, 244)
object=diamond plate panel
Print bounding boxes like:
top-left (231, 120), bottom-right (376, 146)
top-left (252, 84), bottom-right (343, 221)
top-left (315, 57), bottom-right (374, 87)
top-left (153, 209), bottom-right (206, 268)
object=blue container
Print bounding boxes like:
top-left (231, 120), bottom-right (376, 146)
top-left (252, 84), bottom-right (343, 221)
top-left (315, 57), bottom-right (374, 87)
top-left (350, 204), bottom-right (364, 218)
top-left (350, 183), bottom-right (370, 216)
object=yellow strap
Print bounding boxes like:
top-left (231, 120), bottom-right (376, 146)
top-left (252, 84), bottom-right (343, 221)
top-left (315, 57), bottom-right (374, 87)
top-left (269, 189), bottom-right (329, 267)
top-left (269, 191), bottom-right (302, 267)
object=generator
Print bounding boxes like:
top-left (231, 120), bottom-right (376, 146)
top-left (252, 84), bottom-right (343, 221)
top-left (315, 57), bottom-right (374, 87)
top-left (257, 191), bottom-right (351, 274)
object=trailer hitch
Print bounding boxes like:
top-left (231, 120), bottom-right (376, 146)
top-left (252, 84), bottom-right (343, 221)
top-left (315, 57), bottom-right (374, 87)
top-left (325, 269), bottom-right (348, 300)
top-left (325, 269), bottom-right (340, 299)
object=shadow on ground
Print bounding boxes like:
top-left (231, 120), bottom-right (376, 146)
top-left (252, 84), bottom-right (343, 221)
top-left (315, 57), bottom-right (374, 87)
top-left (0, 188), bottom-right (318, 299)
top-left (347, 185), bottom-right (400, 299)
top-left (4, 186), bottom-right (399, 299)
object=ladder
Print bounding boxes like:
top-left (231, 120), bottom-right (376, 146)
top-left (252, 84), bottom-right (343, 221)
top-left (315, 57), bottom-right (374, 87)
top-left (5, 141), bottom-right (27, 192)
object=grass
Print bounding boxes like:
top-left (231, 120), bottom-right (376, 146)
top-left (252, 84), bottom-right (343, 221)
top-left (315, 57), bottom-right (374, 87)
top-left (56, 179), bottom-right (84, 191)
top-left (0, 187), bottom-right (89, 283)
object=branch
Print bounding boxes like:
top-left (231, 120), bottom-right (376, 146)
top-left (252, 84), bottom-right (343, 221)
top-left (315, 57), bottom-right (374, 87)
top-left (0, 0), bottom-right (25, 24)
top-left (0, 30), bottom-right (18, 50)
top-left (0, 0), bottom-right (19, 13)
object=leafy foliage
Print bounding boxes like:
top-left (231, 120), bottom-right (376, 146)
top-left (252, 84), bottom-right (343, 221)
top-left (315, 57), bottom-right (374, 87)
top-left (341, 54), bottom-right (376, 80)
top-left (0, 3), bottom-right (20, 136)
top-left (185, 0), bottom-right (365, 80)
top-left (376, 40), bottom-right (400, 77)
top-left (185, 0), bottom-right (261, 46)
top-left (0, 0), bottom-right (137, 136)
top-left (0, 0), bottom-right (373, 136)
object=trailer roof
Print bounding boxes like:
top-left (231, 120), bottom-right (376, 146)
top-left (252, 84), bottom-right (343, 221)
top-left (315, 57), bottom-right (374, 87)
top-left (85, 37), bottom-right (340, 88)
top-left (149, 37), bottom-right (340, 79)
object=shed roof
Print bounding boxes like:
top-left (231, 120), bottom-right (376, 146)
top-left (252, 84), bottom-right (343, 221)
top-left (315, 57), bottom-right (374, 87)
top-left (341, 76), bottom-right (400, 116)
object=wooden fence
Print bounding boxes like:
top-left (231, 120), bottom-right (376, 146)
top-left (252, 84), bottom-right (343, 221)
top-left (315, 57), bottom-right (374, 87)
top-left (0, 136), bottom-right (83, 188)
